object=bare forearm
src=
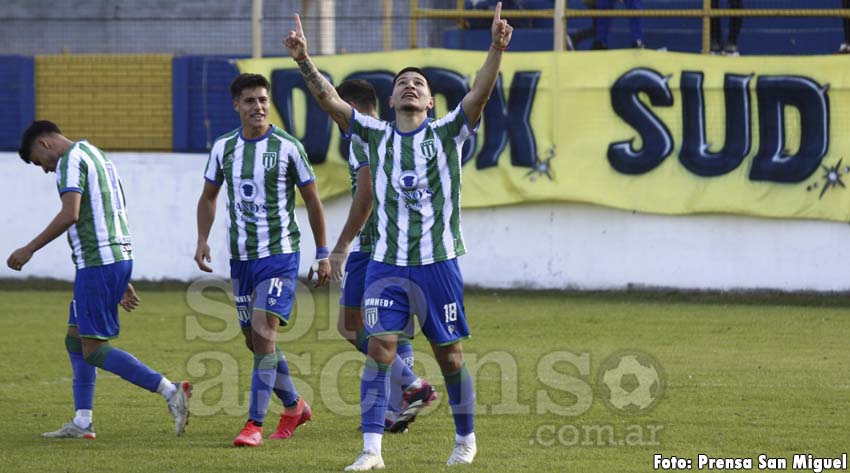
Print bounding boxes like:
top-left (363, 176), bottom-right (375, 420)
top-left (469, 48), bottom-right (503, 106)
top-left (305, 199), bottom-right (328, 250)
top-left (462, 47), bottom-right (503, 125)
top-left (197, 197), bottom-right (216, 243)
top-left (296, 58), bottom-right (340, 116)
top-left (27, 212), bottom-right (76, 253)
top-left (334, 197), bottom-right (372, 252)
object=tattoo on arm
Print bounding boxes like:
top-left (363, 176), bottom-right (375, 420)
top-left (298, 59), bottom-right (330, 101)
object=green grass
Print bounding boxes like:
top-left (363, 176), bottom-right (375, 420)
top-left (0, 284), bottom-right (848, 472)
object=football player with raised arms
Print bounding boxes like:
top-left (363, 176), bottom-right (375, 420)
top-left (332, 79), bottom-right (437, 434)
top-left (284, 3), bottom-right (512, 469)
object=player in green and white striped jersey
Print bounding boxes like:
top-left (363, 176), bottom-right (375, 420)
top-left (332, 79), bottom-right (435, 435)
top-left (285, 4), bottom-right (513, 469)
top-left (9, 120), bottom-right (192, 440)
top-left (194, 73), bottom-right (329, 447)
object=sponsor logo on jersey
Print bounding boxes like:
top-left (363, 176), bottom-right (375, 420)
top-left (239, 180), bottom-right (257, 201)
top-left (364, 297), bottom-right (395, 308)
top-left (399, 171), bottom-right (419, 191)
top-left (397, 171), bottom-right (433, 211)
top-left (262, 152), bottom-right (278, 171)
top-left (419, 139), bottom-right (436, 159)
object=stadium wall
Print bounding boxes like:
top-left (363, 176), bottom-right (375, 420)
top-left (35, 54), bottom-right (173, 151)
top-left (2, 152), bottom-right (848, 292)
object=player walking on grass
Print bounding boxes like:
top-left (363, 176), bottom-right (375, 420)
top-left (194, 73), bottom-right (330, 447)
top-left (285, 3), bottom-right (512, 468)
top-left (332, 79), bottom-right (437, 435)
top-left (8, 120), bottom-right (192, 439)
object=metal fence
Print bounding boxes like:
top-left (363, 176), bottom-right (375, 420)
top-left (2, 0), bottom-right (847, 56)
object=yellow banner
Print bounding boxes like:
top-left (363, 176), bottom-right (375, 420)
top-left (239, 50), bottom-right (850, 221)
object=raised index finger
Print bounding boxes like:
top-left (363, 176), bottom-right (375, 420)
top-left (493, 2), bottom-right (502, 23)
top-left (295, 13), bottom-right (303, 35)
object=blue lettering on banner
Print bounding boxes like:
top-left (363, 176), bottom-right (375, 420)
top-left (477, 71), bottom-right (541, 170)
top-left (263, 63), bottom-right (831, 186)
top-left (609, 68), bottom-right (830, 183)
top-left (607, 67), bottom-right (675, 175)
top-left (679, 72), bottom-right (753, 177)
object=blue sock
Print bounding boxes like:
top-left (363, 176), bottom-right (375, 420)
top-left (444, 363), bottom-right (475, 436)
top-left (66, 335), bottom-right (95, 410)
top-left (250, 352), bottom-right (278, 424)
top-left (390, 353), bottom-right (419, 391)
top-left (361, 359), bottom-right (391, 434)
top-left (388, 350), bottom-right (418, 414)
top-left (397, 338), bottom-right (414, 369)
top-left (272, 347), bottom-right (299, 407)
top-left (87, 344), bottom-right (162, 392)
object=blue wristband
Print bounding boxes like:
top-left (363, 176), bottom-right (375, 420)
top-left (316, 246), bottom-right (330, 260)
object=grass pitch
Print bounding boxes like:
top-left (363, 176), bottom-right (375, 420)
top-left (0, 282), bottom-right (848, 472)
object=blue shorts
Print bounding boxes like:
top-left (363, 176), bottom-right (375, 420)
top-left (340, 251), bottom-right (370, 309)
top-left (67, 260), bottom-right (133, 340)
top-left (230, 253), bottom-right (299, 328)
top-left (362, 259), bottom-right (469, 346)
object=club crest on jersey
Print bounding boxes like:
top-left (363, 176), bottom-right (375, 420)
top-left (262, 152), bottom-right (278, 171)
top-left (239, 180), bottom-right (257, 201)
top-left (419, 139), bottom-right (436, 159)
top-left (364, 308), bottom-right (378, 328)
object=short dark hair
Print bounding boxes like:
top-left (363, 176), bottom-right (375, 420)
top-left (336, 79), bottom-right (378, 113)
top-left (393, 67), bottom-right (431, 94)
top-left (19, 120), bottom-right (62, 164)
top-left (230, 73), bottom-right (271, 99)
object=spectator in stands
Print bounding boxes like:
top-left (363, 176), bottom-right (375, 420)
top-left (710, 0), bottom-right (742, 55)
top-left (593, 0), bottom-right (645, 49)
top-left (840, 0), bottom-right (850, 53)
top-left (568, 0), bottom-right (600, 50)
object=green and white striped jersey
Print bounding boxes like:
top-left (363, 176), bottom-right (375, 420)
top-left (347, 104), bottom-right (476, 266)
top-left (347, 139), bottom-right (377, 253)
top-left (55, 141), bottom-right (133, 269)
top-left (204, 126), bottom-right (316, 260)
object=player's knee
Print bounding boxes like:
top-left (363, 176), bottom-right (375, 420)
top-left (251, 332), bottom-right (276, 354)
top-left (436, 344), bottom-right (465, 372)
top-left (366, 335), bottom-right (398, 364)
top-left (64, 334), bottom-right (83, 354)
top-left (83, 342), bottom-right (112, 367)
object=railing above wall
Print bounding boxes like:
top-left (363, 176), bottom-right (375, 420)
top-left (410, 0), bottom-right (850, 54)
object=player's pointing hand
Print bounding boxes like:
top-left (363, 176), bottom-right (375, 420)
top-left (491, 2), bottom-right (513, 50)
top-left (284, 13), bottom-right (308, 60)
